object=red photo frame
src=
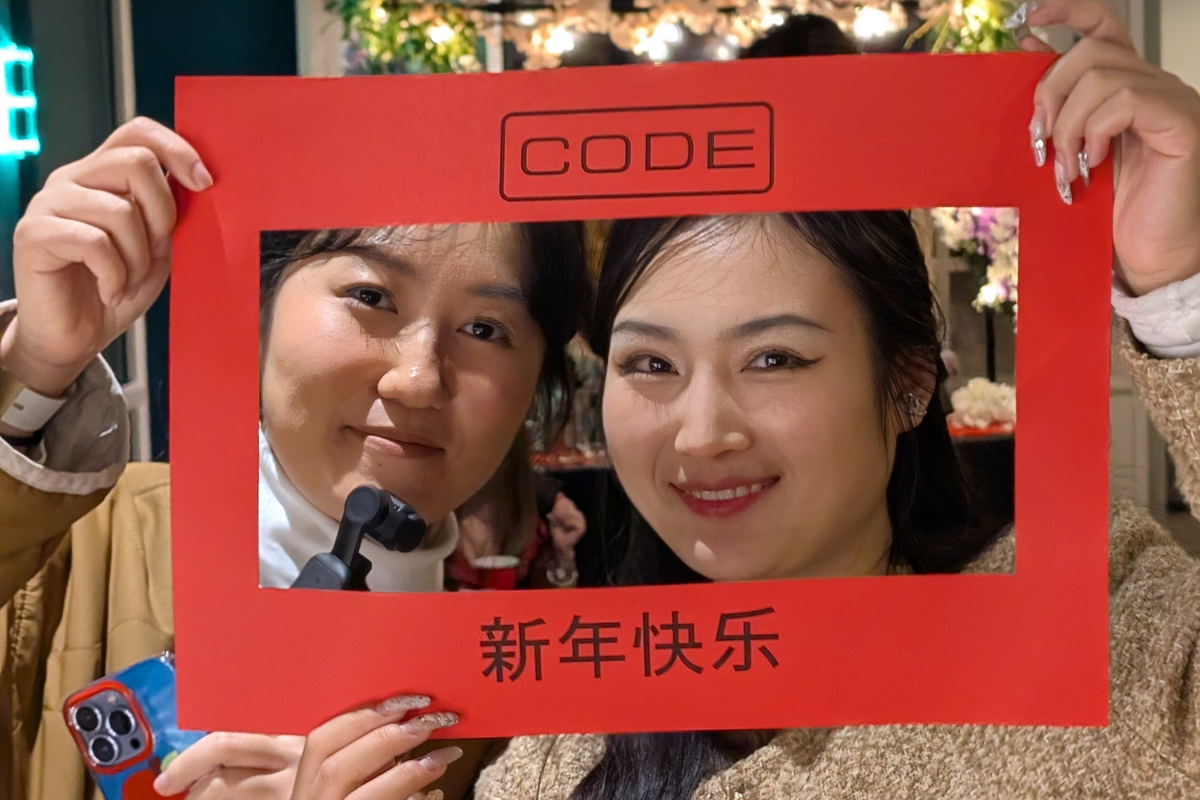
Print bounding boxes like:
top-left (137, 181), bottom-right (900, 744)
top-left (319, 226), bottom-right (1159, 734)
top-left (172, 53), bottom-right (1112, 737)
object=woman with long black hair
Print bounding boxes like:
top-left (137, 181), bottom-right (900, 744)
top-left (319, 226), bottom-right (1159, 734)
top-left (474, 2), bottom-right (1200, 797)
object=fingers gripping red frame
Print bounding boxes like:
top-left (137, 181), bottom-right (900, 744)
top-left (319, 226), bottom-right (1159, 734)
top-left (171, 53), bottom-right (1111, 737)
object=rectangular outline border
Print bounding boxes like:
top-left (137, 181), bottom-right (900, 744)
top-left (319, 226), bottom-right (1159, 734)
top-left (499, 102), bottom-right (775, 201)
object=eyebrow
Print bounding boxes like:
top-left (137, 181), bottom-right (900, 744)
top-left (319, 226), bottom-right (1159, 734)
top-left (352, 245), bottom-right (528, 308)
top-left (610, 319), bottom-right (681, 344)
top-left (611, 313), bottom-right (828, 343)
top-left (469, 282), bottom-right (528, 308)
top-left (350, 245), bottom-right (414, 276)
top-left (721, 313), bottom-right (830, 340)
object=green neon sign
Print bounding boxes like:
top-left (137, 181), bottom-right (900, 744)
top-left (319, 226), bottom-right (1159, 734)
top-left (0, 44), bottom-right (38, 157)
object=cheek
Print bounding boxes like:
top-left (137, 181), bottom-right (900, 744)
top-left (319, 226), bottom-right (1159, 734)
top-left (602, 380), bottom-right (669, 493)
top-left (757, 366), bottom-right (889, 490)
top-left (451, 350), bottom-right (543, 450)
top-left (261, 303), bottom-right (376, 429)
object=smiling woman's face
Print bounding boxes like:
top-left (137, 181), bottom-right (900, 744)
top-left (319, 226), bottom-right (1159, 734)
top-left (603, 216), bottom-right (897, 582)
top-left (259, 225), bottom-right (546, 523)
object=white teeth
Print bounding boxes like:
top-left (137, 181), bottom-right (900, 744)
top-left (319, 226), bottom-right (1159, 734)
top-left (686, 482), bottom-right (768, 501)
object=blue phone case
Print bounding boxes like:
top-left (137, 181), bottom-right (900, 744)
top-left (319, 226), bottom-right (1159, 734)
top-left (63, 653), bottom-right (205, 800)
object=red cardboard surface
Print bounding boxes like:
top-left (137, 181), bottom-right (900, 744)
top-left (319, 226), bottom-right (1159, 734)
top-left (172, 53), bottom-right (1111, 737)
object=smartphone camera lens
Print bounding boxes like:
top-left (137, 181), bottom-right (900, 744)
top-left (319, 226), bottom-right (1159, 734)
top-left (73, 706), bottom-right (100, 733)
top-left (89, 735), bottom-right (119, 765)
top-left (108, 708), bottom-right (136, 736)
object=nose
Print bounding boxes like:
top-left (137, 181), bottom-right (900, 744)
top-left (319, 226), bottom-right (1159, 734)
top-left (672, 371), bottom-right (750, 460)
top-left (376, 324), bottom-right (450, 410)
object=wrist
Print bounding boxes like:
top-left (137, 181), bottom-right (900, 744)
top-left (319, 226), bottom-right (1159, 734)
top-left (0, 317), bottom-right (89, 399)
top-left (1116, 256), bottom-right (1200, 298)
top-left (550, 544), bottom-right (576, 568)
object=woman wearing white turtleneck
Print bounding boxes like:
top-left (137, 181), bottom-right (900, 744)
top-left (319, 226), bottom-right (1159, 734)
top-left (0, 118), bottom-right (591, 800)
top-left (258, 427), bottom-right (459, 592)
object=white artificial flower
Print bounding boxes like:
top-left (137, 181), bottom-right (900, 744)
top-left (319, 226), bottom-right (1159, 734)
top-left (948, 377), bottom-right (1016, 429)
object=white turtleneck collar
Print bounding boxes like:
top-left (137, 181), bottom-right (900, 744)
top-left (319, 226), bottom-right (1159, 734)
top-left (258, 426), bottom-right (458, 592)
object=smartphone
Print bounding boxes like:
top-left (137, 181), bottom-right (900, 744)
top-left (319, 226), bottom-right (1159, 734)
top-left (62, 653), bottom-right (205, 800)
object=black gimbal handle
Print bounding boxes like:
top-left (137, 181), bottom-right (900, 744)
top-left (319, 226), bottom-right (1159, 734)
top-left (290, 486), bottom-right (428, 590)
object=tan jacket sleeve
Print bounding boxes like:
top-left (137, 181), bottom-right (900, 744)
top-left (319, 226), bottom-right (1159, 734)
top-left (1115, 318), bottom-right (1200, 518)
top-left (1110, 319), bottom-right (1200, 784)
top-left (0, 330), bottom-right (130, 606)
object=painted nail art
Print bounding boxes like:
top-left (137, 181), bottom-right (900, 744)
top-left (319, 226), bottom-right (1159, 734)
top-left (1055, 159), bottom-right (1073, 205)
top-left (420, 746), bottom-right (465, 769)
top-left (1077, 151), bottom-right (1090, 187)
top-left (426, 791), bottom-right (445, 800)
top-left (1029, 111), bottom-right (1047, 168)
top-left (376, 694), bottom-right (432, 715)
top-left (1002, 1), bottom-right (1042, 31)
top-left (401, 711), bottom-right (460, 733)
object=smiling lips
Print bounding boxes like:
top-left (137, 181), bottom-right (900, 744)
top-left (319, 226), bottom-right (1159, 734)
top-left (672, 477), bottom-right (779, 517)
top-left (351, 427), bottom-right (444, 459)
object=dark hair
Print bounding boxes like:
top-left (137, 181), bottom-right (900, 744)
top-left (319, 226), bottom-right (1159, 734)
top-left (739, 13), bottom-right (859, 58)
top-left (258, 223), bottom-right (590, 441)
top-left (596, 212), bottom-right (993, 566)
top-left (574, 210), bottom-right (996, 800)
top-left (573, 21), bottom-right (984, 800)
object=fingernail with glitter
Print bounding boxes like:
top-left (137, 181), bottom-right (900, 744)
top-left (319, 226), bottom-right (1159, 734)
top-left (1003, 1), bottom-right (1042, 31)
top-left (1077, 151), bottom-right (1090, 187)
top-left (376, 694), bottom-right (431, 715)
top-left (1029, 109), bottom-right (1047, 168)
top-left (1055, 158), bottom-right (1073, 205)
top-left (401, 711), bottom-right (459, 733)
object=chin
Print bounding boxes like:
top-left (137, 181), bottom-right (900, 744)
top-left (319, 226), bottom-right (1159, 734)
top-left (681, 544), bottom-right (767, 584)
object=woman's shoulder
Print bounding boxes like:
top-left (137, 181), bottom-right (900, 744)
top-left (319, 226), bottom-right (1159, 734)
top-left (1106, 499), bottom-right (1199, 592)
top-left (978, 501), bottom-right (1200, 775)
top-left (474, 733), bottom-right (604, 800)
top-left (1104, 502), bottom-right (1200, 768)
top-left (116, 460), bottom-right (171, 494)
top-left (962, 500), bottom-right (1198, 586)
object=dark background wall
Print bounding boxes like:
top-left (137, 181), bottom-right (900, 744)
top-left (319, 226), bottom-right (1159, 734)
top-left (0, 0), bottom-right (297, 459)
top-left (0, 0), bottom-right (117, 303)
top-left (132, 0), bottom-right (297, 459)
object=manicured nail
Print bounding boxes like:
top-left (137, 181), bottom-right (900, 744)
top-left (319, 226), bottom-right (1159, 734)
top-left (426, 790), bottom-right (445, 800)
top-left (1054, 158), bottom-right (1073, 205)
top-left (1003, 1), bottom-right (1042, 30)
top-left (191, 162), bottom-right (213, 190)
top-left (1077, 151), bottom-right (1090, 187)
top-left (419, 746), bottom-right (464, 769)
top-left (401, 711), bottom-right (459, 733)
top-left (376, 694), bottom-right (431, 715)
top-left (1029, 108), bottom-right (1047, 168)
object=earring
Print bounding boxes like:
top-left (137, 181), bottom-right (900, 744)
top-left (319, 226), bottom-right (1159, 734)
top-left (901, 391), bottom-right (926, 418)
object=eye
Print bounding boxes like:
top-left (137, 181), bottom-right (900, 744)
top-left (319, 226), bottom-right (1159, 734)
top-left (461, 319), bottom-right (512, 343)
top-left (747, 350), bottom-right (819, 371)
top-left (345, 285), bottom-right (396, 311)
top-left (617, 354), bottom-right (677, 375)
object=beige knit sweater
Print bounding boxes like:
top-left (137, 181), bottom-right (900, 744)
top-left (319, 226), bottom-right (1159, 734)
top-left (475, 324), bottom-right (1200, 799)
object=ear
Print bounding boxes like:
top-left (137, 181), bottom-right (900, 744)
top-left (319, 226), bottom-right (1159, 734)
top-left (891, 350), bottom-right (939, 435)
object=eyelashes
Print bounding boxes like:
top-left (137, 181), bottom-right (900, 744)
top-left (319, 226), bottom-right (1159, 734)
top-left (460, 318), bottom-right (514, 345)
top-left (747, 351), bottom-right (821, 370)
top-left (343, 286), bottom-right (514, 345)
top-left (345, 285), bottom-right (396, 311)
top-left (616, 353), bottom-right (676, 376)
top-left (615, 349), bottom-right (821, 376)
